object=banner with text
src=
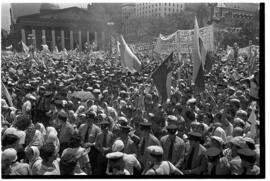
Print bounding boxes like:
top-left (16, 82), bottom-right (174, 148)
top-left (154, 25), bottom-right (214, 54)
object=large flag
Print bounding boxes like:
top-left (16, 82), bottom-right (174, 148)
top-left (1, 81), bottom-right (14, 107)
top-left (119, 35), bottom-right (141, 72)
top-left (192, 17), bottom-right (206, 94)
top-left (152, 52), bottom-right (173, 103)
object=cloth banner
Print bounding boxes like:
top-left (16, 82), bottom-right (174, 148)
top-left (154, 25), bottom-right (214, 54)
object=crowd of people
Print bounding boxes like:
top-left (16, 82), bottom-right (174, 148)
top-left (1, 40), bottom-right (261, 176)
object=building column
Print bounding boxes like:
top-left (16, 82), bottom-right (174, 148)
top-left (51, 29), bottom-right (56, 49)
top-left (102, 31), bottom-right (105, 50)
top-left (32, 29), bottom-right (36, 47)
top-left (70, 30), bottom-right (73, 50)
top-left (86, 31), bottom-right (90, 43)
top-left (42, 29), bottom-right (46, 44)
top-left (61, 30), bottom-right (65, 50)
top-left (94, 32), bottom-right (98, 47)
top-left (21, 29), bottom-right (26, 44)
top-left (78, 30), bottom-right (82, 51)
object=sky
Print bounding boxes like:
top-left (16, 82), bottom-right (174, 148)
top-left (1, 3), bottom-right (88, 31)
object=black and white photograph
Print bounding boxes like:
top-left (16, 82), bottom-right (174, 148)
top-left (0, 1), bottom-right (265, 178)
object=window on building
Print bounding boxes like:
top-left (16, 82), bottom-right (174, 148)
top-left (165, 3), bottom-right (167, 5)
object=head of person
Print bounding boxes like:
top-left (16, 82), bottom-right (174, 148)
top-left (40, 142), bottom-right (57, 164)
top-left (229, 136), bottom-right (247, 157)
top-left (69, 133), bottom-right (81, 148)
top-left (25, 146), bottom-right (40, 163)
top-left (139, 120), bottom-right (152, 137)
top-left (2, 148), bottom-right (18, 172)
top-left (206, 147), bottom-right (222, 163)
top-left (166, 124), bottom-right (178, 139)
top-left (56, 109), bottom-right (68, 128)
top-left (106, 152), bottom-right (125, 175)
top-left (112, 140), bottom-right (125, 152)
top-left (2, 134), bottom-right (20, 150)
top-left (188, 131), bottom-right (202, 148)
top-left (14, 115), bottom-right (32, 131)
top-left (85, 111), bottom-right (96, 125)
top-left (147, 146), bottom-right (164, 164)
top-left (60, 153), bottom-right (78, 175)
top-left (100, 120), bottom-right (110, 132)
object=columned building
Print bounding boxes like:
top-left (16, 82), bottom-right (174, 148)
top-left (11, 4), bottom-right (106, 51)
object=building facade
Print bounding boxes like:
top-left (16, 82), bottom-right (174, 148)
top-left (214, 3), bottom-right (258, 21)
top-left (135, 3), bottom-right (185, 17)
top-left (10, 4), bottom-right (106, 51)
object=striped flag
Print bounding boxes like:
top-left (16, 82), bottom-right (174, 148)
top-left (119, 35), bottom-right (142, 73)
top-left (192, 17), bottom-right (206, 94)
top-left (1, 81), bottom-right (14, 107)
top-left (152, 52), bottom-right (173, 103)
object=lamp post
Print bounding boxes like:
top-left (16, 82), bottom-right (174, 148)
top-left (107, 21), bottom-right (114, 55)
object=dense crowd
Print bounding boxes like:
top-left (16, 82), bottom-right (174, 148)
top-left (1, 42), bottom-right (261, 176)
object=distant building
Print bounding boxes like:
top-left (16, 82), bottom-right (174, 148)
top-left (122, 4), bottom-right (135, 24)
top-left (213, 3), bottom-right (258, 21)
top-left (135, 3), bottom-right (185, 17)
top-left (10, 3), bottom-right (106, 51)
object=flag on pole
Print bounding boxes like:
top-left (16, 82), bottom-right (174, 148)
top-left (152, 52), bottom-right (173, 103)
top-left (119, 35), bottom-right (142, 73)
top-left (192, 16), bottom-right (206, 94)
top-left (1, 81), bottom-right (14, 107)
top-left (21, 41), bottom-right (29, 54)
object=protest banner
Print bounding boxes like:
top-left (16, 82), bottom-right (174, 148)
top-left (154, 25), bottom-right (214, 54)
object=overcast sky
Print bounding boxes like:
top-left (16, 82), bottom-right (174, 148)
top-left (1, 3), bottom-right (88, 31)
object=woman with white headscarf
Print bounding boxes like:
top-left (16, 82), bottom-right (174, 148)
top-left (25, 146), bottom-right (42, 175)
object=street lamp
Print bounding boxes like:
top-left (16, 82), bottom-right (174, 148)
top-left (107, 21), bottom-right (114, 55)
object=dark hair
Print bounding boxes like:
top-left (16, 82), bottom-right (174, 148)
top-left (2, 134), bottom-right (19, 147)
top-left (15, 115), bottom-right (32, 131)
top-left (69, 133), bottom-right (81, 148)
top-left (58, 115), bottom-right (67, 122)
top-left (40, 143), bottom-right (56, 162)
top-left (60, 154), bottom-right (77, 175)
top-left (185, 110), bottom-right (195, 122)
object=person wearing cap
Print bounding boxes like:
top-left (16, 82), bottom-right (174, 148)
top-left (56, 110), bottom-right (74, 155)
top-left (78, 111), bottom-right (101, 148)
top-left (109, 139), bottom-right (141, 175)
top-left (224, 136), bottom-right (247, 175)
top-left (237, 148), bottom-right (260, 175)
top-left (138, 120), bottom-right (160, 171)
top-left (106, 152), bottom-right (130, 175)
top-left (160, 124), bottom-right (185, 169)
top-left (117, 124), bottom-right (138, 155)
top-left (144, 146), bottom-right (183, 175)
top-left (205, 147), bottom-right (230, 175)
top-left (2, 148), bottom-right (31, 175)
top-left (182, 131), bottom-right (207, 175)
top-left (95, 119), bottom-right (115, 175)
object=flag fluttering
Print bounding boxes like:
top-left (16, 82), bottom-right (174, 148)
top-left (192, 16), bottom-right (206, 94)
top-left (152, 52), bottom-right (173, 103)
top-left (119, 35), bottom-right (142, 73)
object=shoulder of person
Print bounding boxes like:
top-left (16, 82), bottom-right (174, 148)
top-left (160, 135), bottom-right (169, 142)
